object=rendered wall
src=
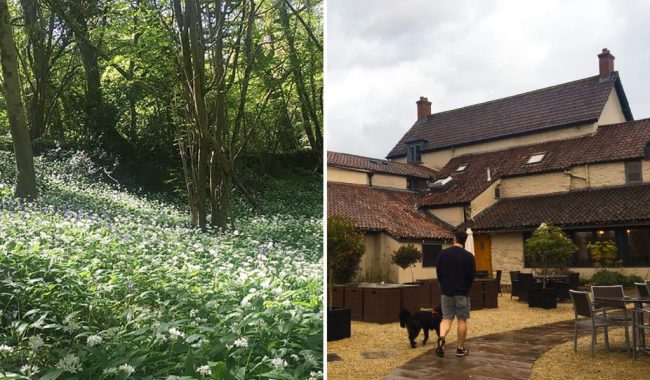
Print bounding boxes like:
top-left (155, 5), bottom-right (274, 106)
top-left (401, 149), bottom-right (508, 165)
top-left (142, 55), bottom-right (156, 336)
top-left (500, 172), bottom-right (569, 198)
top-left (372, 173), bottom-right (408, 189)
top-left (356, 233), bottom-right (451, 284)
top-left (598, 89), bottom-right (626, 125)
top-left (393, 122), bottom-right (598, 170)
top-left (588, 162), bottom-right (626, 187)
top-left (470, 180), bottom-right (501, 218)
top-left (327, 167), bottom-right (368, 185)
top-left (427, 207), bottom-right (465, 227)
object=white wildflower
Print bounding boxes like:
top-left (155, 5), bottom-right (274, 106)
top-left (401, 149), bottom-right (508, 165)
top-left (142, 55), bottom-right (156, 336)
top-left (155, 332), bottom-right (168, 344)
top-left (196, 365), bottom-right (212, 376)
top-left (232, 337), bottom-right (248, 348)
top-left (0, 344), bottom-right (14, 353)
top-left (309, 370), bottom-right (323, 380)
top-left (270, 357), bottom-right (288, 369)
top-left (189, 309), bottom-right (198, 318)
top-left (119, 363), bottom-right (136, 376)
top-left (168, 327), bottom-right (185, 341)
top-left (56, 353), bottom-right (82, 373)
top-left (233, 230), bottom-right (239, 236)
top-left (28, 335), bottom-right (44, 350)
top-left (240, 298), bottom-right (251, 307)
top-left (20, 364), bottom-right (40, 375)
top-left (87, 335), bottom-right (103, 347)
top-left (103, 367), bottom-right (118, 375)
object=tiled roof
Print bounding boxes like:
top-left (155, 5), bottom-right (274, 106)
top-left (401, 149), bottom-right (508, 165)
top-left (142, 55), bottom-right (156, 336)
top-left (327, 182), bottom-right (453, 240)
top-left (327, 151), bottom-right (438, 179)
top-left (463, 183), bottom-right (650, 232)
top-left (420, 119), bottom-right (650, 207)
top-left (388, 73), bottom-right (632, 158)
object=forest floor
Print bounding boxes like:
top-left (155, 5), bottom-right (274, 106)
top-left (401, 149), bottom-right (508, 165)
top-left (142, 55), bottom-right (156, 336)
top-left (0, 150), bottom-right (323, 380)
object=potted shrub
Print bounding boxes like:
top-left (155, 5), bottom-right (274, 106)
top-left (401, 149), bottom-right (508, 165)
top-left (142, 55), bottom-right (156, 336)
top-left (327, 215), bottom-right (365, 341)
top-left (524, 223), bottom-right (576, 309)
top-left (392, 244), bottom-right (422, 282)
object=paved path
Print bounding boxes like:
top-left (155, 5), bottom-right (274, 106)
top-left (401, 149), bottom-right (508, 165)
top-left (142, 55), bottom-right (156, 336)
top-left (382, 319), bottom-right (586, 380)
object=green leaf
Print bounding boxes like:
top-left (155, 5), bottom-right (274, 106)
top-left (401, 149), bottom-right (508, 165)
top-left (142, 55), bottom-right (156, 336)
top-left (38, 369), bottom-right (64, 380)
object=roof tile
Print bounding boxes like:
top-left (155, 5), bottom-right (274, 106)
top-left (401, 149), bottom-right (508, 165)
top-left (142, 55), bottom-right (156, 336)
top-left (328, 182), bottom-right (453, 240)
top-left (388, 74), bottom-right (621, 158)
top-left (328, 151), bottom-right (438, 179)
top-left (463, 183), bottom-right (650, 232)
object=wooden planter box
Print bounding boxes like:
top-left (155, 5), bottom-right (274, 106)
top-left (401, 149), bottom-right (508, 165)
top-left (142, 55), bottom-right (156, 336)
top-left (483, 279), bottom-right (499, 309)
top-left (327, 307), bottom-right (352, 341)
top-left (528, 287), bottom-right (558, 309)
top-left (402, 283), bottom-right (426, 313)
top-left (469, 281), bottom-right (484, 310)
top-left (363, 288), bottom-right (401, 324)
top-left (328, 285), bottom-right (345, 308)
top-left (415, 279), bottom-right (434, 308)
top-left (344, 287), bottom-right (364, 320)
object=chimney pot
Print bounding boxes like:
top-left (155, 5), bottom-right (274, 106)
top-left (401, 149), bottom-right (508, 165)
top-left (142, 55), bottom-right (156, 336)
top-left (416, 96), bottom-right (432, 120)
top-left (598, 48), bottom-right (615, 80)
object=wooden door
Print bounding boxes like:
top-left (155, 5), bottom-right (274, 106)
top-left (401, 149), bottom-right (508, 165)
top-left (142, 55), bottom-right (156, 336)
top-left (474, 234), bottom-right (493, 276)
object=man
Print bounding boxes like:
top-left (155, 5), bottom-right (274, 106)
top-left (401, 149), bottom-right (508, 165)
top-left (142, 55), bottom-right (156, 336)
top-left (435, 229), bottom-right (476, 358)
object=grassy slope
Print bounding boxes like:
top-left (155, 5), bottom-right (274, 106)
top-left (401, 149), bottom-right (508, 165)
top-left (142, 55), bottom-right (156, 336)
top-left (0, 151), bottom-right (323, 380)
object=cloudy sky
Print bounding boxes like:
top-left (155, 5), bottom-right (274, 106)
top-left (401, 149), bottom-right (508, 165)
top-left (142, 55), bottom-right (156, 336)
top-left (326, 0), bottom-right (650, 159)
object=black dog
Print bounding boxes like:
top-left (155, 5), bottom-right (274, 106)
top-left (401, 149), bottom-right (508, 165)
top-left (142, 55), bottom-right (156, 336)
top-left (398, 306), bottom-right (442, 348)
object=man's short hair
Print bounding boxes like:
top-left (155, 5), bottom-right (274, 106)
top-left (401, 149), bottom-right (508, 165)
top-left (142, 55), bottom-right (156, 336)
top-left (454, 230), bottom-right (468, 246)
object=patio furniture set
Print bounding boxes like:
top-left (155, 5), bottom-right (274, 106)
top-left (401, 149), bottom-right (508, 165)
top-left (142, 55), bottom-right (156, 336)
top-left (510, 270), bottom-right (580, 308)
top-left (329, 273), bottom-right (501, 324)
top-left (569, 281), bottom-right (650, 360)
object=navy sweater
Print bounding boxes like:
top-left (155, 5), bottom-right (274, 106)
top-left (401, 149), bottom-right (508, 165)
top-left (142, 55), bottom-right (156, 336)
top-left (436, 246), bottom-right (476, 296)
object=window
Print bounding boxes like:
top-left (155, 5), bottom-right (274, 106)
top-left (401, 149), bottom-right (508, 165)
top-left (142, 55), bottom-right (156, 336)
top-left (526, 152), bottom-right (546, 164)
top-left (422, 242), bottom-right (443, 267)
top-left (625, 161), bottom-right (642, 183)
top-left (625, 228), bottom-right (650, 266)
top-left (407, 178), bottom-right (428, 191)
top-left (456, 164), bottom-right (468, 172)
top-left (407, 142), bottom-right (424, 163)
top-left (494, 184), bottom-right (501, 199)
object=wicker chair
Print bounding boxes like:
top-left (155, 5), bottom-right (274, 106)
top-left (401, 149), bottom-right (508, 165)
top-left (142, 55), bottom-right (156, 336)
top-left (517, 273), bottom-right (535, 302)
top-left (495, 270), bottom-right (502, 296)
top-left (510, 271), bottom-right (520, 299)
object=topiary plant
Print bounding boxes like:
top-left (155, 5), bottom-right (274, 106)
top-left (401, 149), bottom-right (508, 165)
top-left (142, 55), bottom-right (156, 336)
top-left (327, 215), bottom-right (365, 286)
top-left (587, 240), bottom-right (620, 270)
top-left (524, 223), bottom-right (577, 288)
top-left (392, 244), bottom-right (422, 282)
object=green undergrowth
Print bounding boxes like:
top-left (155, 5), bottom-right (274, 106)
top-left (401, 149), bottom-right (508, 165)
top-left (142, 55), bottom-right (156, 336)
top-left (0, 151), bottom-right (323, 380)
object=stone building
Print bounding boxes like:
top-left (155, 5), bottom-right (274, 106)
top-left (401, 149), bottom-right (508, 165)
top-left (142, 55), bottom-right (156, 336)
top-left (327, 49), bottom-right (650, 284)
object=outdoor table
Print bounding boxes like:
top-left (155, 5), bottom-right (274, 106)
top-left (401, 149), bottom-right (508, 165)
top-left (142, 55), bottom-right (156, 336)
top-left (594, 296), bottom-right (650, 357)
top-left (533, 275), bottom-right (568, 282)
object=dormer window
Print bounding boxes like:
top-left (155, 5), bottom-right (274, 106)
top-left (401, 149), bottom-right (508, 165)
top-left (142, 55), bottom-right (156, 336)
top-left (407, 141), bottom-right (425, 163)
top-left (526, 152), bottom-right (546, 164)
top-left (456, 164), bottom-right (468, 172)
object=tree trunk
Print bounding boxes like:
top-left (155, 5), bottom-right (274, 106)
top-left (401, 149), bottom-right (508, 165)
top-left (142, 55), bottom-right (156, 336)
top-left (278, 1), bottom-right (322, 155)
top-left (0, 0), bottom-right (37, 199)
top-left (20, 0), bottom-right (49, 140)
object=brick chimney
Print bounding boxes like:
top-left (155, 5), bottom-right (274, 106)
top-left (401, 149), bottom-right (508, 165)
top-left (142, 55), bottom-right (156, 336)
top-left (598, 48), bottom-right (615, 80)
top-left (416, 96), bottom-right (432, 120)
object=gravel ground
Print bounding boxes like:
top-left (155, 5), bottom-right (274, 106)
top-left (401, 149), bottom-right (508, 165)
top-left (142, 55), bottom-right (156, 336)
top-left (327, 295), bottom-right (650, 380)
top-left (532, 328), bottom-right (650, 380)
top-left (327, 295), bottom-right (576, 380)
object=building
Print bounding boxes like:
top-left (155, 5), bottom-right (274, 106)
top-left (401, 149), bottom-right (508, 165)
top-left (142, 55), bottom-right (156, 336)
top-left (327, 49), bottom-right (650, 284)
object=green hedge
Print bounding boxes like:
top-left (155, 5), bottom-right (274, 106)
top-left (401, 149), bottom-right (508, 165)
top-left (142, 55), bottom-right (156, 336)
top-left (590, 270), bottom-right (644, 287)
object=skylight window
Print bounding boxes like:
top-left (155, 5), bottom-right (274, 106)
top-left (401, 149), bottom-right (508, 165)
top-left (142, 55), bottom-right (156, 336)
top-left (456, 164), bottom-right (468, 172)
top-left (526, 152), bottom-right (546, 164)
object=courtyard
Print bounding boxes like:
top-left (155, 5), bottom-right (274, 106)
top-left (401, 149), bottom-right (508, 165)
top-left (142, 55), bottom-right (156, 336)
top-left (327, 294), bottom-right (650, 379)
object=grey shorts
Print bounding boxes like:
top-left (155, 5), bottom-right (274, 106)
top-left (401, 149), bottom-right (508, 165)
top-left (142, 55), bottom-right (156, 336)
top-left (441, 295), bottom-right (471, 320)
